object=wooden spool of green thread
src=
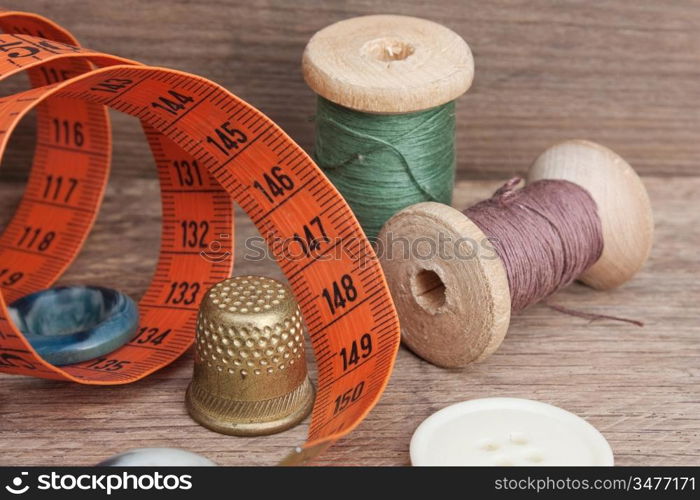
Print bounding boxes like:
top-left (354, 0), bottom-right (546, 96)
top-left (302, 15), bottom-right (475, 239)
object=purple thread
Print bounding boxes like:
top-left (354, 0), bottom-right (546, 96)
top-left (464, 178), bottom-right (604, 313)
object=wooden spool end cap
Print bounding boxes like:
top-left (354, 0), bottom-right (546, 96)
top-left (377, 202), bottom-right (511, 368)
top-left (528, 140), bottom-right (654, 290)
top-left (302, 15), bottom-right (474, 113)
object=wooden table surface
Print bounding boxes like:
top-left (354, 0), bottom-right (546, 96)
top-left (0, 175), bottom-right (697, 466)
top-left (3, 0), bottom-right (700, 181)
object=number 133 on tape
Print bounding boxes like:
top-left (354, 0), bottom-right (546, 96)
top-left (0, 10), bottom-right (400, 464)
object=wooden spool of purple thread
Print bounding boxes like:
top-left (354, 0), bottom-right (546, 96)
top-left (377, 140), bottom-right (654, 368)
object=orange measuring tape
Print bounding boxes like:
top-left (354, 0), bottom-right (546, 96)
top-left (0, 11), bottom-right (400, 464)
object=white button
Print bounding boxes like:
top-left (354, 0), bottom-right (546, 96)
top-left (97, 448), bottom-right (216, 466)
top-left (410, 398), bottom-right (613, 466)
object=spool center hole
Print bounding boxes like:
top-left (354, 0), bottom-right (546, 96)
top-left (363, 37), bottom-right (415, 62)
top-left (413, 269), bottom-right (446, 312)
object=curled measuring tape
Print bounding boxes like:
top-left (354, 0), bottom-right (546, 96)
top-left (0, 11), bottom-right (400, 464)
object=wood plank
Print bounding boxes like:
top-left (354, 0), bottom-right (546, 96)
top-left (0, 176), bottom-right (697, 465)
top-left (1, 0), bottom-right (699, 181)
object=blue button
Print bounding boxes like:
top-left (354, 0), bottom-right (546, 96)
top-left (9, 286), bottom-right (139, 366)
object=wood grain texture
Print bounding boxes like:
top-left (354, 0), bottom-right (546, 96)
top-left (1, 0), bottom-right (700, 181)
top-left (0, 176), bottom-right (698, 466)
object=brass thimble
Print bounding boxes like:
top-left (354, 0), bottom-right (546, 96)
top-left (186, 276), bottom-right (314, 436)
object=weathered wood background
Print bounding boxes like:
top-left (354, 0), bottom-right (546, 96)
top-left (2, 0), bottom-right (700, 181)
top-left (0, 0), bottom-right (698, 467)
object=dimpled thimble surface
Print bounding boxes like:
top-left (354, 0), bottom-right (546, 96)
top-left (186, 276), bottom-right (314, 436)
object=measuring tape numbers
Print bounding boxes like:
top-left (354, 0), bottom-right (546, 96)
top-left (0, 11), bottom-right (401, 463)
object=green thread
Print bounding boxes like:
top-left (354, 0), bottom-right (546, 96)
top-left (313, 97), bottom-right (456, 239)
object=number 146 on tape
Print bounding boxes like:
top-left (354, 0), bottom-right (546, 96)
top-left (0, 10), bottom-right (401, 464)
